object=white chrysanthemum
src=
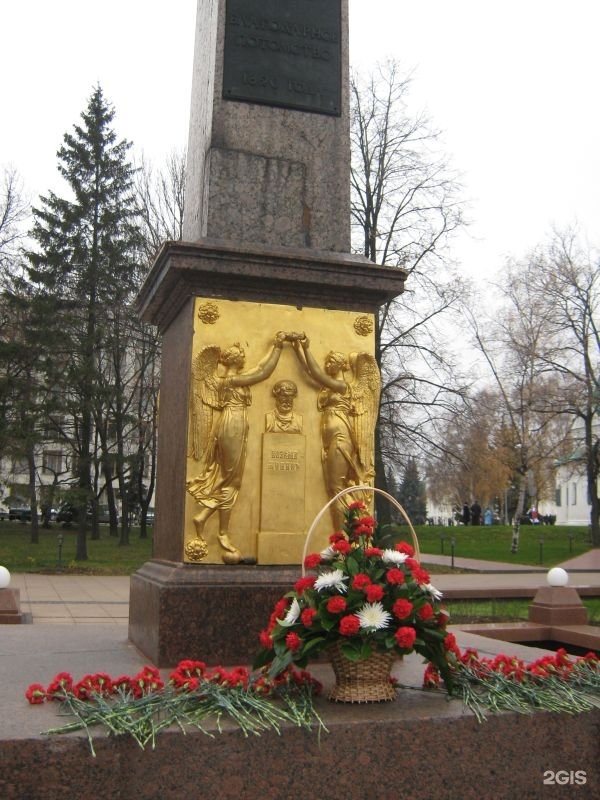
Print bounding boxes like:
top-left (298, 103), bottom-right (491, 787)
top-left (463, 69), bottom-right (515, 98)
top-left (356, 602), bottom-right (392, 631)
top-left (319, 545), bottom-right (336, 562)
top-left (278, 597), bottom-right (301, 627)
top-left (314, 569), bottom-right (348, 593)
top-left (422, 582), bottom-right (443, 600)
top-left (381, 549), bottom-right (408, 566)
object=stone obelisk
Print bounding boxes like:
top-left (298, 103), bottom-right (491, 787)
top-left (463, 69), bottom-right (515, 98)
top-left (184, 0), bottom-right (350, 251)
top-left (129, 0), bottom-right (406, 666)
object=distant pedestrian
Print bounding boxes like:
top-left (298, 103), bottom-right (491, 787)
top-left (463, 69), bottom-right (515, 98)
top-left (470, 501), bottom-right (482, 526)
top-left (484, 508), bottom-right (493, 526)
top-left (462, 503), bottom-right (471, 525)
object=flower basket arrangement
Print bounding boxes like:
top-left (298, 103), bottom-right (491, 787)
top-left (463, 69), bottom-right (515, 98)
top-left (254, 487), bottom-right (455, 700)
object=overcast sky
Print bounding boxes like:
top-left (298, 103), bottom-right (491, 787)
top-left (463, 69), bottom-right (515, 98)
top-left (1, 0), bottom-right (598, 282)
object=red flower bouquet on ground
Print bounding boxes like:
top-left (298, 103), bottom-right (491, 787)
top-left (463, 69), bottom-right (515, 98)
top-left (254, 501), bottom-right (454, 692)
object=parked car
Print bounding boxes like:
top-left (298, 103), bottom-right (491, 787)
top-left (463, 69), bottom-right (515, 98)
top-left (0, 507), bottom-right (10, 521)
top-left (56, 504), bottom-right (87, 524)
top-left (145, 508), bottom-right (155, 525)
top-left (9, 507), bottom-right (32, 522)
top-left (97, 505), bottom-right (111, 524)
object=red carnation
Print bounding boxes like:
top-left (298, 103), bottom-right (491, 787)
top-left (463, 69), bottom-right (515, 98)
top-left (176, 659), bottom-right (206, 677)
top-left (386, 568), bottom-right (405, 585)
top-left (273, 598), bottom-right (289, 619)
top-left (327, 596), bottom-right (347, 614)
top-left (348, 500), bottom-right (367, 510)
top-left (365, 584), bottom-right (384, 602)
top-left (405, 557), bottom-right (419, 572)
top-left (25, 683), bottom-right (47, 704)
top-left (285, 632), bottom-right (302, 652)
top-left (46, 672), bottom-right (73, 699)
top-left (333, 539), bottom-right (352, 554)
top-left (352, 573), bottom-right (371, 590)
top-left (301, 608), bottom-right (318, 627)
top-left (364, 547), bottom-right (383, 557)
top-left (392, 598), bottom-right (413, 619)
top-left (329, 531), bottom-right (346, 543)
top-left (417, 602), bottom-right (434, 621)
top-left (304, 553), bottom-right (322, 570)
top-left (259, 629), bottom-right (274, 649)
top-left (339, 614), bottom-right (361, 636)
top-left (413, 567), bottom-right (431, 585)
top-left (437, 608), bottom-right (450, 628)
top-left (423, 663), bottom-right (441, 688)
top-left (396, 541), bottom-right (415, 557)
top-left (357, 515), bottom-right (376, 529)
top-left (394, 626), bottom-right (417, 649)
top-left (113, 675), bottom-right (134, 693)
top-left (294, 576), bottom-right (316, 594)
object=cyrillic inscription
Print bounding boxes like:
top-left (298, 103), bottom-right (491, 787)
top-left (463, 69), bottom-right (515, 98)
top-left (223, 0), bottom-right (341, 116)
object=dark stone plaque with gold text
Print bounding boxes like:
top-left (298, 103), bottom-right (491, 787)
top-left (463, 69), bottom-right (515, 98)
top-left (223, 0), bottom-right (341, 116)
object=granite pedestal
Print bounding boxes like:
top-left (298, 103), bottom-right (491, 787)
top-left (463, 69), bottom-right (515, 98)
top-left (2, 632), bottom-right (599, 799)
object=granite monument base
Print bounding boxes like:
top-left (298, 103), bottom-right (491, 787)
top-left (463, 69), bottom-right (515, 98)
top-left (128, 560), bottom-right (300, 667)
top-left (3, 671), bottom-right (599, 799)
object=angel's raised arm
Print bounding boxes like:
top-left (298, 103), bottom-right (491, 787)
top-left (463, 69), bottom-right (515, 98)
top-left (293, 335), bottom-right (345, 393)
top-left (232, 332), bottom-right (286, 387)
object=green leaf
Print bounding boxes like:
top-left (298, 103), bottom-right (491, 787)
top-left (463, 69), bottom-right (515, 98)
top-left (345, 554), bottom-right (360, 576)
top-left (273, 638), bottom-right (290, 656)
top-left (252, 649), bottom-right (274, 670)
top-left (268, 651), bottom-right (293, 678)
top-left (359, 642), bottom-right (373, 659)
top-left (421, 627), bottom-right (447, 642)
top-left (321, 616), bottom-right (336, 632)
top-left (340, 642), bottom-right (363, 661)
top-left (303, 636), bottom-right (327, 654)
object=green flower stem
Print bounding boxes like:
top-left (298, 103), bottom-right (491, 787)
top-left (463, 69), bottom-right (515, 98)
top-left (42, 681), bottom-right (325, 756)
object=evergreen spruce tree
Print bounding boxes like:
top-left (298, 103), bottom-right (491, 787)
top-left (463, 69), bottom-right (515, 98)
top-left (397, 457), bottom-right (427, 525)
top-left (26, 86), bottom-right (142, 560)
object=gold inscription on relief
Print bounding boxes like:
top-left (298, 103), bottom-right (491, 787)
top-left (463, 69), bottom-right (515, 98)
top-left (271, 449), bottom-right (298, 459)
top-left (260, 432), bottom-right (306, 533)
top-left (267, 461), bottom-right (301, 472)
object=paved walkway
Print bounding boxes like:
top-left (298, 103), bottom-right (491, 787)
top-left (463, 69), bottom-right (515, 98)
top-left (9, 574), bottom-right (130, 625)
top-left (5, 549), bottom-right (600, 624)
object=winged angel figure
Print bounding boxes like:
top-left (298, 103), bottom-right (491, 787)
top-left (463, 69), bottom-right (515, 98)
top-left (186, 335), bottom-right (285, 564)
top-left (291, 334), bottom-right (381, 529)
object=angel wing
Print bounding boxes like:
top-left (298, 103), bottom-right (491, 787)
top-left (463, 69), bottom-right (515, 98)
top-left (188, 345), bottom-right (221, 463)
top-left (349, 352), bottom-right (381, 484)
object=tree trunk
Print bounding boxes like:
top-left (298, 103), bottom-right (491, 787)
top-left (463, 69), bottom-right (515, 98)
top-left (510, 471), bottom-right (528, 553)
top-left (587, 433), bottom-right (600, 546)
top-left (27, 444), bottom-right (39, 545)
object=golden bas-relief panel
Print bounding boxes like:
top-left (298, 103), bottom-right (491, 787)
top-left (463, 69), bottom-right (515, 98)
top-left (184, 299), bottom-right (379, 565)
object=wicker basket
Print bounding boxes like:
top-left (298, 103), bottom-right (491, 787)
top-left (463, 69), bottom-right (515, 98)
top-left (304, 485), bottom-right (420, 703)
top-left (329, 641), bottom-right (397, 703)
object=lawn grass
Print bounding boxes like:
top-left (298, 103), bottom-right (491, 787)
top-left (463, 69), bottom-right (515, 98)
top-left (446, 597), bottom-right (600, 625)
top-left (410, 523), bottom-right (592, 568)
top-left (0, 519), bottom-right (595, 575)
top-left (0, 521), bottom-right (153, 575)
